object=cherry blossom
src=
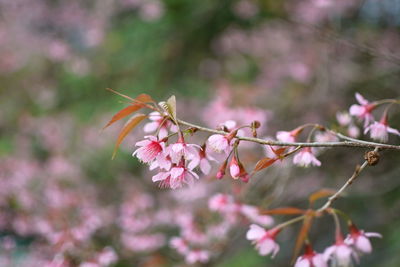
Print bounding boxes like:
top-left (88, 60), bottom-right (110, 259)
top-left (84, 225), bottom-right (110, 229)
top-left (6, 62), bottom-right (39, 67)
top-left (364, 114), bottom-right (400, 142)
top-left (324, 237), bottom-right (359, 266)
top-left (349, 93), bottom-right (376, 127)
top-left (143, 111), bottom-right (177, 138)
top-left (132, 136), bottom-right (165, 163)
top-left (294, 245), bottom-right (327, 267)
top-left (345, 224), bottom-right (382, 254)
top-left (246, 224), bottom-right (280, 257)
top-left (207, 134), bottom-right (232, 153)
top-left (293, 147), bottom-right (321, 167)
top-left (152, 166), bottom-right (199, 189)
top-left (167, 138), bottom-right (201, 164)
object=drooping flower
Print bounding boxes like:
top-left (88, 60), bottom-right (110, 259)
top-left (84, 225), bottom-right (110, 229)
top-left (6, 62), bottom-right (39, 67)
top-left (132, 136), bottom-right (165, 163)
top-left (324, 234), bottom-right (359, 266)
top-left (188, 144), bottom-right (216, 175)
top-left (294, 244), bottom-right (327, 267)
top-left (207, 130), bottom-right (237, 153)
top-left (344, 223), bottom-right (382, 254)
top-left (167, 137), bottom-right (201, 164)
top-left (349, 93), bottom-right (375, 127)
top-left (246, 224), bottom-right (280, 257)
top-left (152, 166), bottom-right (199, 189)
top-left (293, 147), bottom-right (321, 167)
top-left (364, 114), bottom-right (400, 142)
top-left (276, 127), bottom-right (303, 143)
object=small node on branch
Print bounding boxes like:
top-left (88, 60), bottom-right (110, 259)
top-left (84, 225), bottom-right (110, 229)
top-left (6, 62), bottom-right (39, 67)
top-left (364, 150), bottom-right (380, 166)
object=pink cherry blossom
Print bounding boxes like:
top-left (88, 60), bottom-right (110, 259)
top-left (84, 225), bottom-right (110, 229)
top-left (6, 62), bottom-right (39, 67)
top-left (246, 224), bottom-right (280, 257)
top-left (208, 194), bottom-right (236, 213)
top-left (132, 136), bottom-right (165, 163)
top-left (295, 245), bottom-right (327, 267)
top-left (170, 237), bottom-right (189, 254)
top-left (323, 241), bottom-right (358, 266)
top-left (167, 138), bottom-right (201, 164)
top-left (187, 144), bottom-right (216, 174)
top-left (349, 93), bottom-right (375, 127)
top-left (229, 155), bottom-right (241, 179)
top-left (152, 166), bottom-right (199, 189)
top-left (240, 205), bottom-right (274, 227)
top-left (276, 127), bottom-right (302, 143)
top-left (207, 134), bottom-right (231, 153)
top-left (364, 119), bottom-right (400, 142)
top-left (345, 224), bottom-right (382, 254)
top-left (143, 111), bottom-right (178, 138)
top-left (293, 147), bottom-right (321, 167)
top-left (336, 111), bottom-right (352, 126)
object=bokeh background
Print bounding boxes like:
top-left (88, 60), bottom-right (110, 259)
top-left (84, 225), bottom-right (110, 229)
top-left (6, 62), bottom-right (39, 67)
top-left (1, 0), bottom-right (400, 266)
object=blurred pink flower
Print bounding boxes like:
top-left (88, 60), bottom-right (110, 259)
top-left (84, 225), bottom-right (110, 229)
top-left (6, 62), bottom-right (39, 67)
top-left (345, 224), bottom-right (382, 254)
top-left (246, 224), bottom-right (280, 257)
top-left (349, 93), bottom-right (375, 127)
top-left (293, 147), bottom-right (321, 167)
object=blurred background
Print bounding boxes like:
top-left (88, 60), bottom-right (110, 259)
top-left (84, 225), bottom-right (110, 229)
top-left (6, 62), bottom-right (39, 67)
top-left (0, 0), bottom-right (400, 266)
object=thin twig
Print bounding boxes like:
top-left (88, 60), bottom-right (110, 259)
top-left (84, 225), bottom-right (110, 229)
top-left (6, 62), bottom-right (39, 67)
top-left (316, 147), bottom-right (379, 213)
top-left (177, 119), bottom-right (400, 150)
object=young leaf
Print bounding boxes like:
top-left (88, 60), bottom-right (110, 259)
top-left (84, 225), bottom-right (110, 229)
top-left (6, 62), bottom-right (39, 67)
top-left (135, 93), bottom-right (154, 104)
top-left (260, 207), bottom-right (306, 215)
top-left (112, 114), bottom-right (147, 159)
top-left (159, 95), bottom-right (177, 122)
top-left (253, 157), bottom-right (277, 172)
top-left (103, 103), bottom-right (146, 129)
top-left (292, 214), bottom-right (314, 263)
top-left (308, 189), bottom-right (336, 206)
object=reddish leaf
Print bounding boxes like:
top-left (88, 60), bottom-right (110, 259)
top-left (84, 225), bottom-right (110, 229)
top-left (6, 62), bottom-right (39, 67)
top-left (271, 147), bottom-right (286, 157)
top-left (112, 114), bottom-right (147, 159)
top-left (260, 207), bottom-right (306, 215)
top-left (253, 157), bottom-right (277, 172)
top-left (135, 93), bottom-right (154, 104)
top-left (309, 189), bottom-right (336, 206)
top-left (103, 103), bottom-right (146, 129)
top-left (292, 214), bottom-right (314, 263)
top-left (106, 88), bottom-right (135, 101)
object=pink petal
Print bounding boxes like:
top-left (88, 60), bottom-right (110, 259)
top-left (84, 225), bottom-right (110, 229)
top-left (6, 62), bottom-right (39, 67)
top-left (355, 92), bottom-right (369, 105)
top-left (246, 224), bottom-right (266, 240)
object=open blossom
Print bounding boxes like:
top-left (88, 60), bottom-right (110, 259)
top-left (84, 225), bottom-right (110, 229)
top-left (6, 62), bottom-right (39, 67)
top-left (167, 139), bottom-right (200, 164)
top-left (132, 136), bottom-right (165, 163)
top-left (246, 224), bottom-right (280, 257)
top-left (207, 130), bottom-right (236, 153)
top-left (143, 111), bottom-right (177, 138)
top-left (349, 93), bottom-right (375, 127)
top-left (364, 115), bottom-right (400, 142)
top-left (345, 224), bottom-right (382, 254)
top-left (324, 236), bottom-right (359, 266)
top-left (152, 166), bottom-right (199, 189)
top-left (293, 147), bottom-right (321, 167)
top-left (276, 127), bottom-right (302, 142)
top-left (294, 245), bottom-right (327, 267)
top-left (188, 144), bottom-right (216, 175)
